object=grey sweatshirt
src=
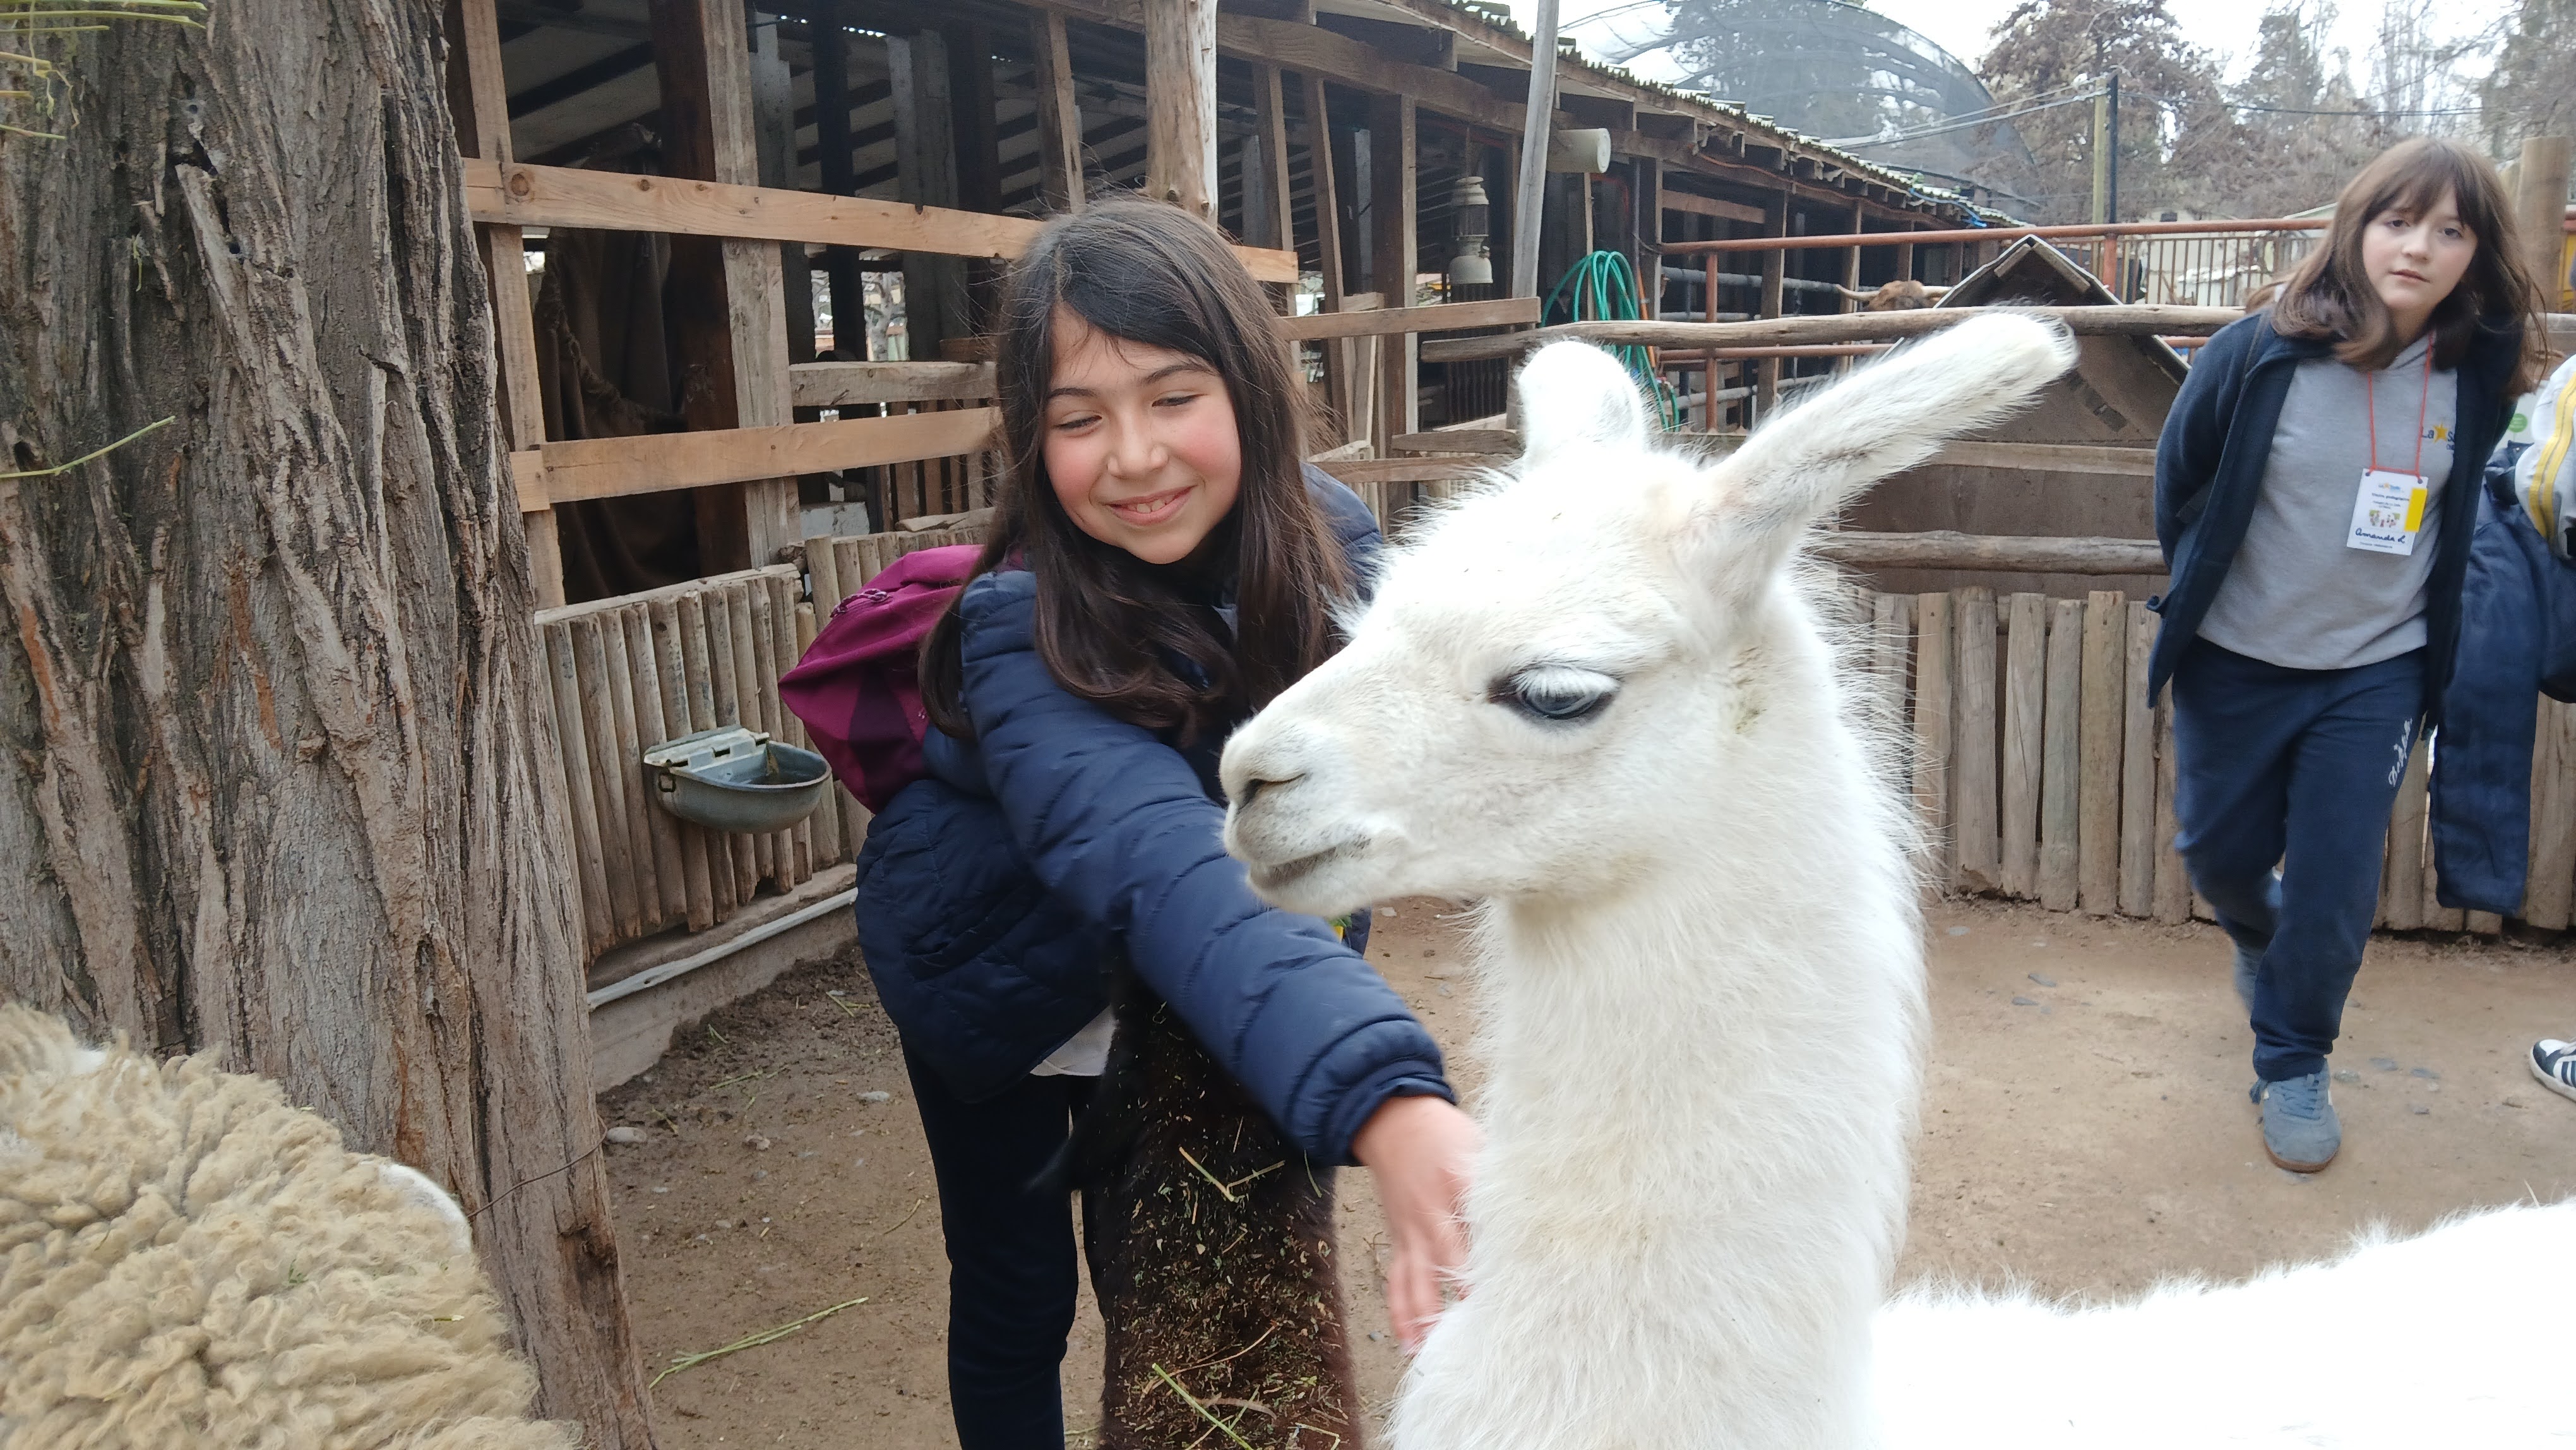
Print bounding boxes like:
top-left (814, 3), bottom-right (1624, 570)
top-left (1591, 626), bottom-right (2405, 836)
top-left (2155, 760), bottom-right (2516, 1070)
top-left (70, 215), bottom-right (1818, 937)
top-left (2197, 333), bottom-right (2460, 670)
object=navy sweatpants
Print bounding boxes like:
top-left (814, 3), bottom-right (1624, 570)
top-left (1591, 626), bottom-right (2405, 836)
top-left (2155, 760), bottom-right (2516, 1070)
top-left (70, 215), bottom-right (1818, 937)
top-left (2170, 639), bottom-right (2424, 1083)
top-left (902, 1045), bottom-right (1096, 1450)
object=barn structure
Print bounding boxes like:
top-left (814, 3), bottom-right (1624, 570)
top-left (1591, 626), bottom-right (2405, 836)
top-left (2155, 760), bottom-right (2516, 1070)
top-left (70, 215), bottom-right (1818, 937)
top-left (442, 0), bottom-right (2032, 1075)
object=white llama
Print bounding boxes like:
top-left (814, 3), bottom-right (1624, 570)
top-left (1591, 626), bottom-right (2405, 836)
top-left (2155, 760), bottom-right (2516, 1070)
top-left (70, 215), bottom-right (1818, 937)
top-left (1219, 317), bottom-right (2575, 1450)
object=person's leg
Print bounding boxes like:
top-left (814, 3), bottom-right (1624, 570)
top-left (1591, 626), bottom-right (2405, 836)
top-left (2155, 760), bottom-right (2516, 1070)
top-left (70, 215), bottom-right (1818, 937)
top-left (2171, 642), bottom-right (2299, 971)
top-left (2255, 652), bottom-right (2423, 1083)
top-left (902, 1048), bottom-right (1085, 1450)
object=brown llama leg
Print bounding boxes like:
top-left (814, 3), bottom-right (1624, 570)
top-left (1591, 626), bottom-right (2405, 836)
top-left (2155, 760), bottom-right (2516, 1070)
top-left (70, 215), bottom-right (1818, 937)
top-left (1083, 992), bottom-right (1361, 1450)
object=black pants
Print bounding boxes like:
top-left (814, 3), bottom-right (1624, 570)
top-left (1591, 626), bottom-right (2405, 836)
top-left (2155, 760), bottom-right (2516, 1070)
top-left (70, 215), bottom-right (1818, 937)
top-left (2171, 639), bottom-right (2424, 1082)
top-left (902, 1044), bottom-right (1095, 1450)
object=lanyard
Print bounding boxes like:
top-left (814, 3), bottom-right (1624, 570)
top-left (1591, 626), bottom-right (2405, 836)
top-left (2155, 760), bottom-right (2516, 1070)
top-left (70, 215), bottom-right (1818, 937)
top-left (2366, 353), bottom-right (2433, 478)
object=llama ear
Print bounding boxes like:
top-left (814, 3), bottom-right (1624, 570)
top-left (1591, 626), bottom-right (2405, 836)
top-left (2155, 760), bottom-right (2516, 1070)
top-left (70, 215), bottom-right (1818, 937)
top-left (1685, 313), bottom-right (2077, 599)
top-left (1515, 342), bottom-right (1651, 465)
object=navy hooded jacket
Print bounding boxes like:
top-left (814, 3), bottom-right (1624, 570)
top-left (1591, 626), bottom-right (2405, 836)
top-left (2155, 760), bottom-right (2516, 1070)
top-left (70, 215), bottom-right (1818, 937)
top-left (2427, 440), bottom-right (2576, 915)
top-left (2148, 310), bottom-right (2525, 721)
top-left (853, 470), bottom-right (1452, 1165)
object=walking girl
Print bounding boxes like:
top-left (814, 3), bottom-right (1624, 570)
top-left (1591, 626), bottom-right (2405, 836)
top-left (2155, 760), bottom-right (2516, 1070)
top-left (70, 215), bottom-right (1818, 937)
top-left (2146, 138), bottom-right (2545, 1171)
top-left (851, 196), bottom-right (1477, 1448)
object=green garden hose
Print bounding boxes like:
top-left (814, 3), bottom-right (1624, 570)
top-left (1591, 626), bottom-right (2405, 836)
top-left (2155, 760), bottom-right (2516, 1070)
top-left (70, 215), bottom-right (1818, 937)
top-left (1541, 250), bottom-right (1680, 430)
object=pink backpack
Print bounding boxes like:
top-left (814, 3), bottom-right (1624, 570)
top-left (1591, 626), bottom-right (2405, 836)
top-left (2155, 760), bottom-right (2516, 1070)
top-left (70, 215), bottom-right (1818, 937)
top-left (781, 544), bottom-right (982, 812)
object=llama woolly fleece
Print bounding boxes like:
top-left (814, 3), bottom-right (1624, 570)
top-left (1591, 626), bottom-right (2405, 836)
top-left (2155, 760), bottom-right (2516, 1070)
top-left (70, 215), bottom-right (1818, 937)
top-left (0, 1003), bottom-right (576, 1449)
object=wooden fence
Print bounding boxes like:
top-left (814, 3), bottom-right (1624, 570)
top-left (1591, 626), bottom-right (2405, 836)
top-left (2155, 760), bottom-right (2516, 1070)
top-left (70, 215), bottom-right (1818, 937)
top-left (1846, 584), bottom-right (2576, 935)
top-left (535, 526), bottom-right (976, 964)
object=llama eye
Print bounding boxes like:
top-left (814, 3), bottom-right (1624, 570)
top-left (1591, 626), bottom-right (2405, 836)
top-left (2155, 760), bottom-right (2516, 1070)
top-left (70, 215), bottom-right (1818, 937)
top-left (1494, 668), bottom-right (1617, 724)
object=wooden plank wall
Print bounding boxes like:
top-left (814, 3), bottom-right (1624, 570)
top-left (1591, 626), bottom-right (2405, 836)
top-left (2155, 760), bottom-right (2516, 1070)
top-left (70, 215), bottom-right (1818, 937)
top-left (535, 526), bottom-right (979, 964)
top-left (1845, 582), bottom-right (2568, 935)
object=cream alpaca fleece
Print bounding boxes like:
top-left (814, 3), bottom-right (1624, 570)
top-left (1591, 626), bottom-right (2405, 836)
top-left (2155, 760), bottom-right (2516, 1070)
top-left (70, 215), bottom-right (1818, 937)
top-left (0, 1004), bottom-right (577, 1449)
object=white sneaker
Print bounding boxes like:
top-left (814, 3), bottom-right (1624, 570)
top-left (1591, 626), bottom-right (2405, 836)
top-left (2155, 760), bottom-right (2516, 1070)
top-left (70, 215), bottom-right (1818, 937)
top-left (2531, 1040), bottom-right (2576, 1105)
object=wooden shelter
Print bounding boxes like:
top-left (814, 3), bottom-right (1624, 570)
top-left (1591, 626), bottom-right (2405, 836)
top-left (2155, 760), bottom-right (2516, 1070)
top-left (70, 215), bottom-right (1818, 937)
top-left (436, 0), bottom-right (2003, 1072)
top-left (1844, 236), bottom-right (2186, 598)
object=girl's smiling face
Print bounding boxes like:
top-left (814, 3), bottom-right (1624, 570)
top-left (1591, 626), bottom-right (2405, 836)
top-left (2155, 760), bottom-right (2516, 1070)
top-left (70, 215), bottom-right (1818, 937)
top-left (2361, 186), bottom-right (2476, 343)
top-left (1041, 308), bottom-right (1244, 566)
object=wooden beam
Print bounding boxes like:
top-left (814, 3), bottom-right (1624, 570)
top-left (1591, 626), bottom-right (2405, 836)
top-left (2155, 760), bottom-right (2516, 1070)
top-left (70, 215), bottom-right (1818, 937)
top-left (1369, 92), bottom-right (1419, 440)
top-left (1659, 188), bottom-right (1765, 225)
top-left (1252, 63), bottom-right (1294, 249)
top-left (1275, 296), bottom-right (1537, 339)
top-left (1030, 11), bottom-right (1084, 212)
top-left (451, 0), bottom-right (567, 605)
top-left (1313, 457), bottom-right (1484, 485)
top-left (1812, 531), bottom-right (2164, 574)
top-left (810, 0), bottom-right (862, 337)
top-left (1418, 304), bottom-right (2245, 362)
top-left (790, 360), bottom-right (997, 405)
top-left (1147, 0), bottom-right (1220, 216)
top-left (1226, 11), bottom-right (1519, 131)
top-left (462, 159), bottom-right (1299, 279)
top-left (652, 0), bottom-right (799, 569)
top-left (1756, 189), bottom-right (1784, 416)
top-left (1304, 74), bottom-right (1346, 301)
top-left (891, 28), bottom-right (965, 358)
top-left (520, 409), bottom-right (999, 507)
top-left (948, 23), bottom-right (1003, 216)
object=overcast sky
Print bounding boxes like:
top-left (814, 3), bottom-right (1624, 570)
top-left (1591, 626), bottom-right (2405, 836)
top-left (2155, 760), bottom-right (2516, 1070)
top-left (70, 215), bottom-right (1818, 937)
top-left (1519, 0), bottom-right (2514, 88)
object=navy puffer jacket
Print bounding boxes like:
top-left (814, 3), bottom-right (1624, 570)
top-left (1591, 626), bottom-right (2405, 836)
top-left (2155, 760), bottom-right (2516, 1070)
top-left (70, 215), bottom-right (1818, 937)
top-left (2428, 443), bottom-right (2576, 915)
top-left (854, 470), bottom-right (1452, 1164)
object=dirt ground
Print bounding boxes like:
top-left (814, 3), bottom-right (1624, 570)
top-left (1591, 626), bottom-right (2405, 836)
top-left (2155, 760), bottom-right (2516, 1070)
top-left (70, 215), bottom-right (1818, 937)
top-left (600, 899), bottom-right (2576, 1448)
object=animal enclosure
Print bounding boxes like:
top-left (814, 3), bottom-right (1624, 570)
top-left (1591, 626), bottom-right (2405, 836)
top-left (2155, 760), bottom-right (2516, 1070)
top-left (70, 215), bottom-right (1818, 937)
top-left (1837, 583), bottom-right (2573, 935)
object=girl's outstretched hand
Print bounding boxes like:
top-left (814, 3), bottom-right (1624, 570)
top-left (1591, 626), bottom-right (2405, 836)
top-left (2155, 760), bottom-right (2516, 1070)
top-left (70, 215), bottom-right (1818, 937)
top-left (1351, 1092), bottom-right (1480, 1353)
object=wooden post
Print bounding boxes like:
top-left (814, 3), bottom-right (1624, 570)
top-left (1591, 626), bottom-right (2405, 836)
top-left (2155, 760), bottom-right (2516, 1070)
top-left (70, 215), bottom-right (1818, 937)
top-left (811, 0), bottom-right (862, 340)
top-left (2037, 597), bottom-right (2082, 911)
top-left (2078, 590), bottom-right (2123, 913)
top-left (949, 24), bottom-right (1003, 217)
top-left (1146, 0), bottom-right (1220, 217)
top-left (652, 0), bottom-right (799, 568)
top-left (2000, 592), bottom-right (2045, 898)
top-left (2382, 738), bottom-right (2429, 932)
top-left (751, 16), bottom-right (813, 366)
top-left (1633, 158), bottom-right (1661, 320)
top-left (2152, 690), bottom-right (2190, 923)
top-left (1953, 586), bottom-right (2000, 893)
top-left (1031, 11), bottom-right (1085, 213)
top-left (1912, 591), bottom-right (1954, 884)
top-left (1370, 94), bottom-right (1419, 442)
top-left (1895, 236), bottom-right (1916, 287)
top-left (1870, 593), bottom-right (1911, 781)
top-left (448, 0), bottom-right (566, 606)
top-left (2527, 700), bottom-right (2576, 929)
top-left (1253, 65), bottom-right (1294, 249)
top-left (891, 29), bottom-right (967, 357)
top-left (1756, 191), bottom-right (1786, 418)
top-left (1836, 202), bottom-right (1862, 373)
top-left (2513, 136), bottom-right (2572, 310)
top-left (2118, 601), bottom-right (2157, 917)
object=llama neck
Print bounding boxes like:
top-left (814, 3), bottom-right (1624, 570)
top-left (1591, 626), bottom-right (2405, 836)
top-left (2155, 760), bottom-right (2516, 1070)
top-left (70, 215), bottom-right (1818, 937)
top-left (1455, 698), bottom-right (1923, 1448)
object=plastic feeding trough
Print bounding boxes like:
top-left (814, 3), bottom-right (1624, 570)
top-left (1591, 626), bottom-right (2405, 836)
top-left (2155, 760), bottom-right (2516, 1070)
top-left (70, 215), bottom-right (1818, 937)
top-left (643, 726), bottom-right (830, 834)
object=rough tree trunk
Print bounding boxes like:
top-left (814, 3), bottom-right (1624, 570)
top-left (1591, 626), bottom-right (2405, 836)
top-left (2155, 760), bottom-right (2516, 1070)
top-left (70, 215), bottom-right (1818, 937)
top-left (0, 1), bottom-right (656, 1443)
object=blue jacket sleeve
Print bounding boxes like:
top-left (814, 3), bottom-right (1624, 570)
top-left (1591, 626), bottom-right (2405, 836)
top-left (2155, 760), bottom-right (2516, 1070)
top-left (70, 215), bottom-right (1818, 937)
top-left (955, 571), bottom-right (1450, 1163)
top-left (2431, 478), bottom-right (2544, 916)
top-left (2155, 315), bottom-right (2257, 560)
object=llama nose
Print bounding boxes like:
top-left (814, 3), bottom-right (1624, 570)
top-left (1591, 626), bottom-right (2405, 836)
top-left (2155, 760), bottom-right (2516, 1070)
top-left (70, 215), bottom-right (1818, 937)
top-left (1233, 772), bottom-right (1302, 810)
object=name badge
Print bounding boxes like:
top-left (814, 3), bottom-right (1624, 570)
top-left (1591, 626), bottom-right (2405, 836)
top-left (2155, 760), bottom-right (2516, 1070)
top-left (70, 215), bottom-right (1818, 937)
top-left (2347, 467), bottom-right (2428, 556)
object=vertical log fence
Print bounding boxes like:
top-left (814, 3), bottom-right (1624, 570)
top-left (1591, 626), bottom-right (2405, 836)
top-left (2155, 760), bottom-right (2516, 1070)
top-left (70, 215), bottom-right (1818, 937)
top-left (1840, 582), bottom-right (2575, 936)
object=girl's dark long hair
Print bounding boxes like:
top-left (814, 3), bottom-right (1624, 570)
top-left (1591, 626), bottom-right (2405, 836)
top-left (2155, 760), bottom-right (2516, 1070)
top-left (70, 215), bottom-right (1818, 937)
top-left (2270, 136), bottom-right (2546, 394)
top-left (917, 196), bottom-right (1346, 745)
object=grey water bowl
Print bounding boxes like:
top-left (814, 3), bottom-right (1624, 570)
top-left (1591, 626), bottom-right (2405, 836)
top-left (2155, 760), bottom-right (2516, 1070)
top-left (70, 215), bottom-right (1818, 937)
top-left (642, 726), bottom-right (830, 834)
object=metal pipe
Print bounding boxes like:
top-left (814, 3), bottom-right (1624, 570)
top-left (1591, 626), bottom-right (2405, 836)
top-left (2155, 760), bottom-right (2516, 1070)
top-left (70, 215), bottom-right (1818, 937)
top-left (1664, 217), bottom-right (2332, 256)
top-left (585, 887), bottom-right (857, 1010)
top-left (1508, 0), bottom-right (1559, 299)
